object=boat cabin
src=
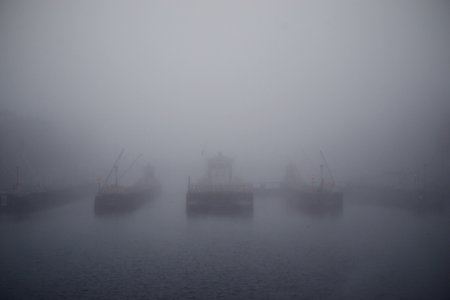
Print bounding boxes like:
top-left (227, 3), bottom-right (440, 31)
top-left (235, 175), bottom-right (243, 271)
top-left (207, 153), bottom-right (233, 186)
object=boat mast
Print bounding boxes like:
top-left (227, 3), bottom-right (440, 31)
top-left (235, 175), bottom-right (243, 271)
top-left (15, 166), bottom-right (20, 191)
top-left (423, 163), bottom-right (427, 191)
top-left (320, 150), bottom-right (335, 188)
top-left (319, 164), bottom-right (324, 191)
top-left (103, 149), bottom-right (125, 188)
top-left (114, 165), bottom-right (119, 186)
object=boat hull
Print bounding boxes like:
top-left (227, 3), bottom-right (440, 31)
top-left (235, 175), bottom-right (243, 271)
top-left (94, 186), bottom-right (159, 214)
top-left (186, 189), bottom-right (253, 217)
top-left (285, 189), bottom-right (344, 214)
top-left (0, 186), bottom-right (94, 213)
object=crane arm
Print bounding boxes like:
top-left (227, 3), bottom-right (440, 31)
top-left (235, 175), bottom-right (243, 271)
top-left (103, 148), bottom-right (125, 186)
top-left (320, 150), bottom-right (335, 187)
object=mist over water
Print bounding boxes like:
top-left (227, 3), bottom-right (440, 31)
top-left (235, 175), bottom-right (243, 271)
top-left (1, 1), bottom-right (450, 299)
top-left (1, 193), bottom-right (449, 299)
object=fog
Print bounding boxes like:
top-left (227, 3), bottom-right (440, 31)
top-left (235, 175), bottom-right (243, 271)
top-left (1, 0), bottom-right (449, 186)
top-left (1, 1), bottom-right (449, 299)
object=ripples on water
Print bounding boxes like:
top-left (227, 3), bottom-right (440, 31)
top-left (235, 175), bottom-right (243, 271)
top-left (1, 190), bottom-right (449, 300)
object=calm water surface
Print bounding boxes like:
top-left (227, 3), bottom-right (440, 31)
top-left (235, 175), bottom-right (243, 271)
top-left (1, 189), bottom-right (449, 299)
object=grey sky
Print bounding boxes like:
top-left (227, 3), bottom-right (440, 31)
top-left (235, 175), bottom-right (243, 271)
top-left (1, 0), bottom-right (449, 183)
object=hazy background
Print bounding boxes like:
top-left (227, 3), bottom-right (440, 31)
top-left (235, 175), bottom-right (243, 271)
top-left (1, 3), bottom-right (450, 300)
top-left (1, 0), bottom-right (449, 187)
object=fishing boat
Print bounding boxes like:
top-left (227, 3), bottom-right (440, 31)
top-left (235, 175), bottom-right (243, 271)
top-left (94, 150), bottom-right (160, 214)
top-left (0, 167), bottom-right (94, 213)
top-left (283, 151), bottom-right (343, 212)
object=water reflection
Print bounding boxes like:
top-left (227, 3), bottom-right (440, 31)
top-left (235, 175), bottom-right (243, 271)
top-left (284, 197), bottom-right (343, 218)
top-left (0, 211), bottom-right (40, 223)
top-left (1, 193), bottom-right (449, 300)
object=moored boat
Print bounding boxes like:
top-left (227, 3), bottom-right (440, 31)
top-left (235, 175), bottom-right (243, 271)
top-left (186, 153), bottom-right (253, 214)
top-left (1, 167), bottom-right (93, 213)
top-left (283, 151), bottom-right (343, 212)
top-left (94, 150), bottom-right (160, 214)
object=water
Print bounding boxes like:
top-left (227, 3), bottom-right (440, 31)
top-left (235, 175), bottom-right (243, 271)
top-left (1, 190), bottom-right (449, 300)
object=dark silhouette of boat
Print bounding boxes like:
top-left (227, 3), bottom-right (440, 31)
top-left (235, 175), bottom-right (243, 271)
top-left (286, 186), bottom-right (343, 212)
top-left (186, 153), bottom-right (253, 215)
top-left (0, 167), bottom-right (94, 213)
top-left (94, 150), bottom-right (160, 214)
top-left (282, 151), bottom-right (343, 212)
